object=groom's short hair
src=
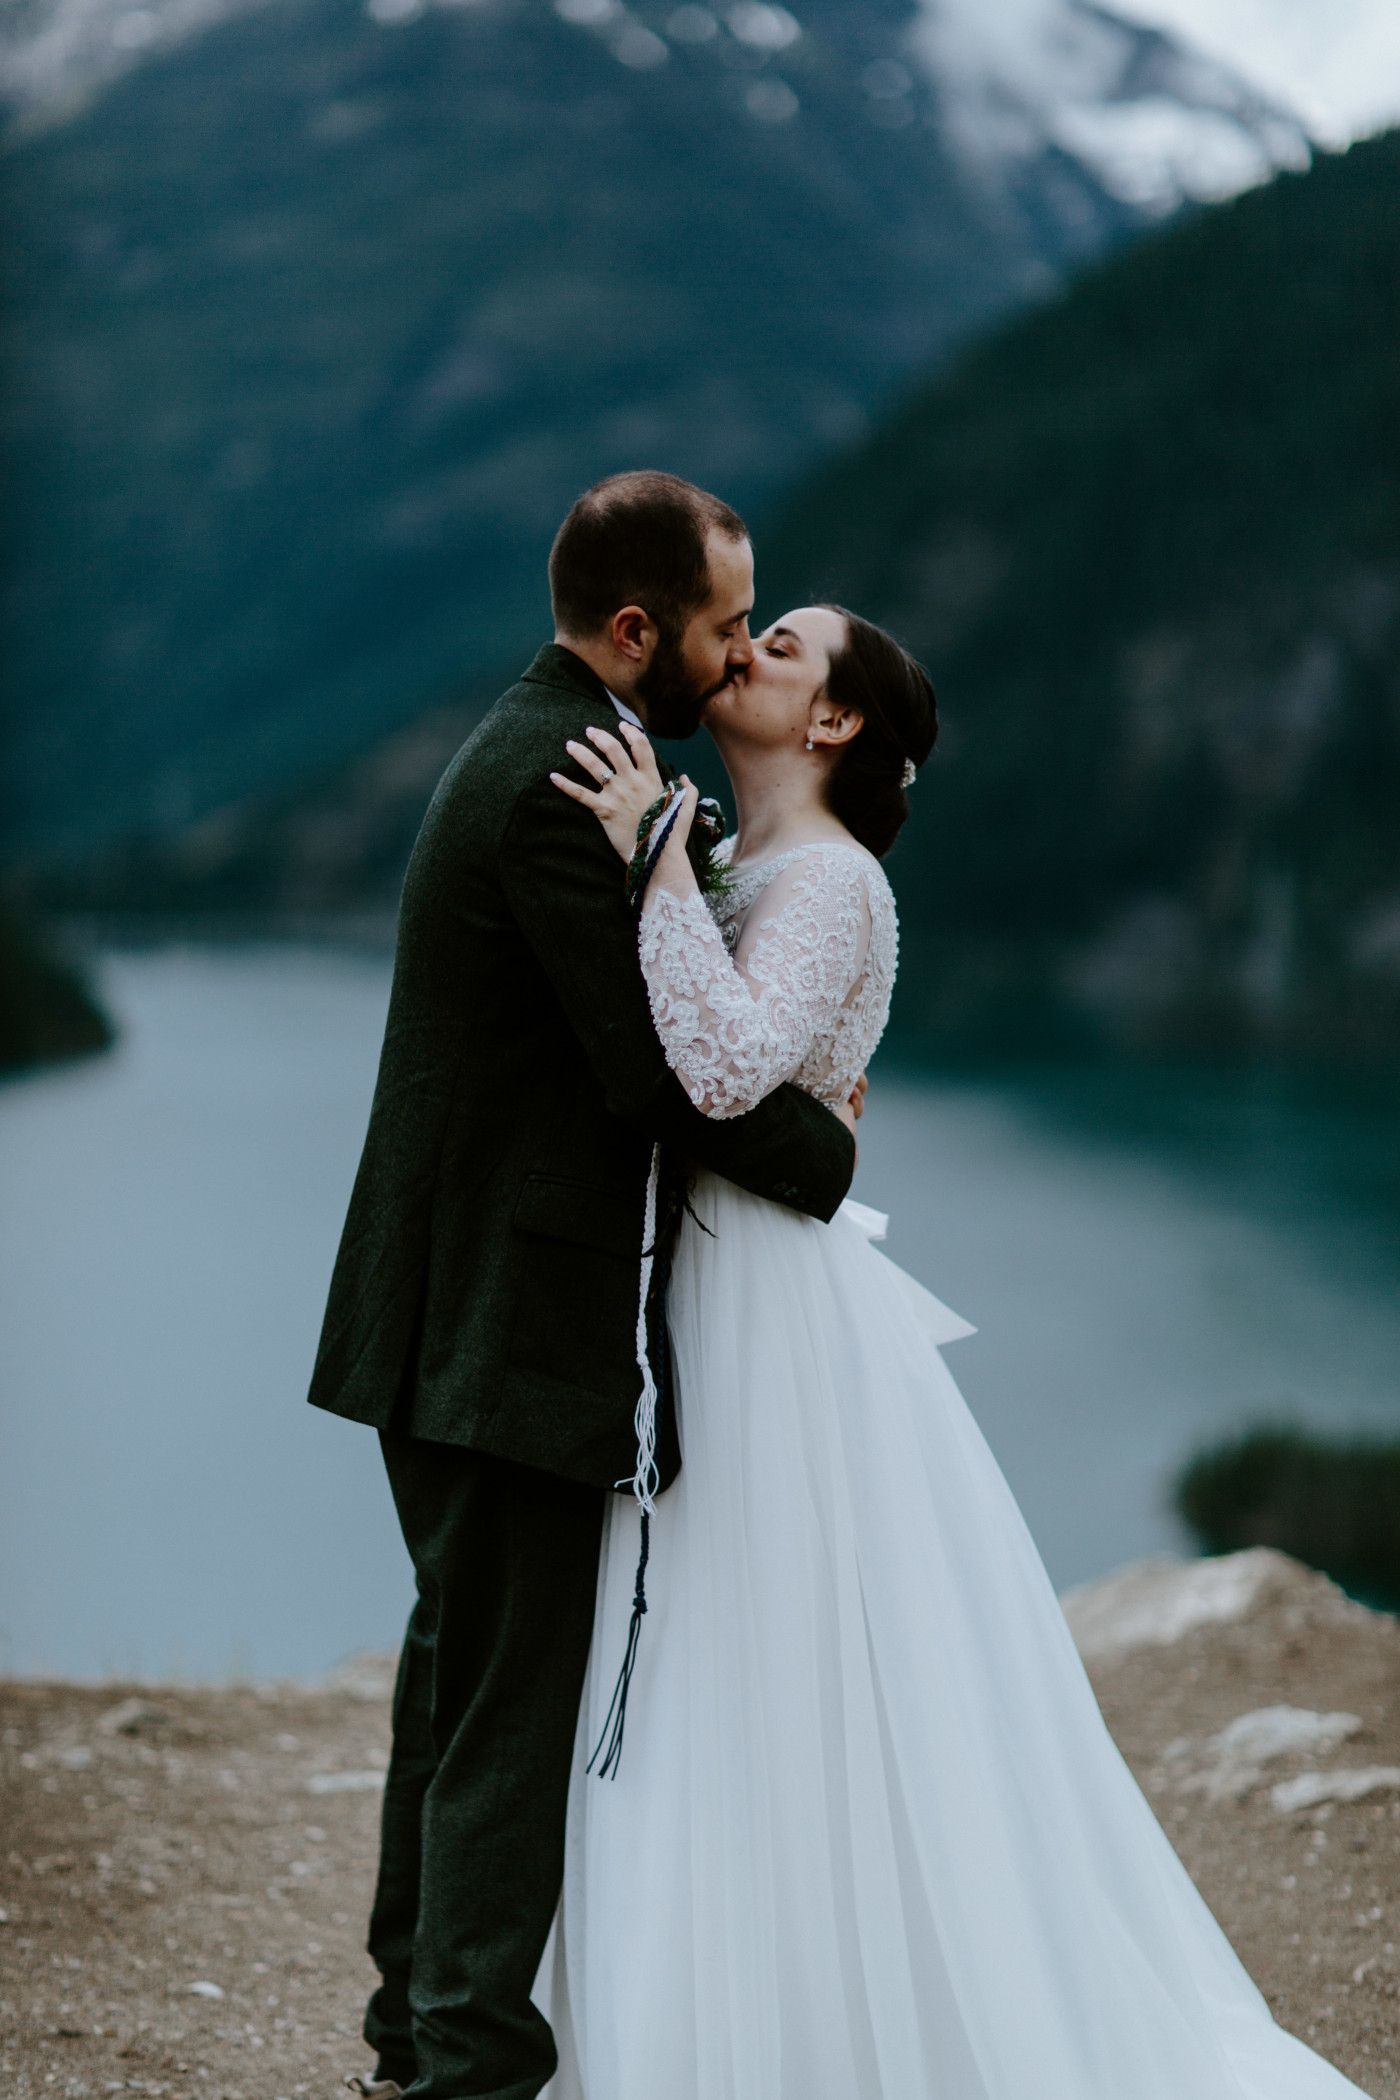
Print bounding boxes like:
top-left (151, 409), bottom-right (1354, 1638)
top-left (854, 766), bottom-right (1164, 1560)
top-left (550, 471), bottom-right (748, 644)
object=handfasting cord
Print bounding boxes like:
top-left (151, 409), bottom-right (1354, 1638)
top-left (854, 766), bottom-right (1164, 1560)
top-left (589, 786), bottom-right (734, 1776)
top-left (588, 1140), bottom-right (664, 1780)
top-left (624, 785), bottom-right (684, 911)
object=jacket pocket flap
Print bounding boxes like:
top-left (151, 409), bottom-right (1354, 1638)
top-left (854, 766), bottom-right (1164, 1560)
top-left (513, 1175), bottom-right (639, 1260)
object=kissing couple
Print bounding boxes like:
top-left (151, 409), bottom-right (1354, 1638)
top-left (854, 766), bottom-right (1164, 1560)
top-left (314, 472), bottom-right (1365, 2100)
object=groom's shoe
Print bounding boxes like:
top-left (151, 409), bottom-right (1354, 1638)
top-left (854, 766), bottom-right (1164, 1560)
top-left (343, 2076), bottom-right (404, 2099)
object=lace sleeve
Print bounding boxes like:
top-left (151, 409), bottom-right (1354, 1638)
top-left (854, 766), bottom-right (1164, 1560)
top-left (637, 848), bottom-right (873, 1119)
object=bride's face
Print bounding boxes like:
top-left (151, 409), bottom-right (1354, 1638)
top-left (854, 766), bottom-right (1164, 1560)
top-left (702, 606), bottom-right (848, 751)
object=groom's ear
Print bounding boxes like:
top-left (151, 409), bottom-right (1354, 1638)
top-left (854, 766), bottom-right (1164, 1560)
top-left (609, 603), bottom-right (658, 665)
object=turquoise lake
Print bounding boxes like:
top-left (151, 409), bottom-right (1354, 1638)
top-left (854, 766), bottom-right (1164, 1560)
top-left (2, 947), bottom-right (1397, 1681)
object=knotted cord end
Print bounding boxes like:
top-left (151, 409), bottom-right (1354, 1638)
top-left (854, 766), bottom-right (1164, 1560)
top-left (586, 1509), bottom-right (650, 1781)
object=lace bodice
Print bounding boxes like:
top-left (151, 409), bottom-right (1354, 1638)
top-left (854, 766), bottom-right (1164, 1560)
top-left (637, 839), bottom-right (898, 1120)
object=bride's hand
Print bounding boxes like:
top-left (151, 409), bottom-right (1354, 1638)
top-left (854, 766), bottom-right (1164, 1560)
top-left (550, 721), bottom-right (668, 864)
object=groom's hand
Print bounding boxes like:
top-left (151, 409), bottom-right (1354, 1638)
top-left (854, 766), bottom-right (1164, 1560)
top-left (834, 1072), bottom-right (867, 1165)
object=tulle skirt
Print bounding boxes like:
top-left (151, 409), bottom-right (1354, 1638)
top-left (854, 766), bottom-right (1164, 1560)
top-left (537, 1173), bottom-right (1362, 2098)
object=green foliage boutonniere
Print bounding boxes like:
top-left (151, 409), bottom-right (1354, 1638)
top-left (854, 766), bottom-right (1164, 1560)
top-left (687, 795), bottom-right (735, 910)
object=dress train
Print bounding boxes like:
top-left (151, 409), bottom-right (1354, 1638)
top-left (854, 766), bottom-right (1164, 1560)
top-left (536, 1176), bottom-right (1363, 2099)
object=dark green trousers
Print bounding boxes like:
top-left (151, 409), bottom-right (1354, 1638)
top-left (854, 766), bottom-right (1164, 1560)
top-left (367, 1430), bottom-right (605, 2100)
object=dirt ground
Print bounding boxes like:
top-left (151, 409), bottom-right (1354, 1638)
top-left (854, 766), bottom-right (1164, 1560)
top-left (0, 1658), bottom-right (394, 2100)
top-left (4, 1556), bottom-right (1400, 2099)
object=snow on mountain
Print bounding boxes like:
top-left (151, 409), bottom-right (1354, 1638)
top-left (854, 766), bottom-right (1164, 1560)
top-left (2, 0), bottom-right (1310, 216)
top-left (909, 0), bottom-right (1309, 212)
top-left (0, 0), bottom-right (267, 132)
top-left (1109, 0), bottom-right (1400, 154)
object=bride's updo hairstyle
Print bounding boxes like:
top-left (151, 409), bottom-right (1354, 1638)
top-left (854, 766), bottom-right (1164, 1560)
top-left (818, 607), bottom-right (938, 859)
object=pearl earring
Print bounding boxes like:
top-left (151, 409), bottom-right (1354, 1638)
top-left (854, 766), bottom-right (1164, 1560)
top-left (804, 737), bottom-right (814, 751)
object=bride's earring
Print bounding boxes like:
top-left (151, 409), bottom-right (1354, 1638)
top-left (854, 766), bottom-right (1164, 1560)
top-left (804, 737), bottom-right (814, 751)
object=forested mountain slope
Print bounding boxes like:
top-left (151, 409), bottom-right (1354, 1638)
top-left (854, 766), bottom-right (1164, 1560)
top-left (762, 130), bottom-right (1400, 1060)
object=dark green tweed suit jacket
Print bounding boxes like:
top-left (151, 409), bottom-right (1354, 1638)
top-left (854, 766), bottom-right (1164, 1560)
top-left (308, 644), bottom-right (855, 1493)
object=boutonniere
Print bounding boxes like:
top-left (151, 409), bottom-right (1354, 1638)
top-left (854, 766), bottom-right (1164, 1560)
top-left (687, 795), bottom-right (735, 909)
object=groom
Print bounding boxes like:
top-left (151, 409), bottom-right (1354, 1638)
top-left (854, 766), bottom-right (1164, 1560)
top-left (310, 471), bottom-right (857, 2100)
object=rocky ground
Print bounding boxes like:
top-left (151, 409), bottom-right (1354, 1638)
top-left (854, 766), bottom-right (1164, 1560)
top-left (4, 1551), bottom-right (1400, 2099)
top-left (1065, 1550), bottom-right (1400, 2095)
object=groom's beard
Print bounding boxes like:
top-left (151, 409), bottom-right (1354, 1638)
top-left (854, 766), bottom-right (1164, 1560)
top-left (636, 630), bottom-right (733, 740)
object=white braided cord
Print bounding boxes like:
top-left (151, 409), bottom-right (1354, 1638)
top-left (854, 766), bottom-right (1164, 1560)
top-left (626, 1141), bottom-right (663, 1518)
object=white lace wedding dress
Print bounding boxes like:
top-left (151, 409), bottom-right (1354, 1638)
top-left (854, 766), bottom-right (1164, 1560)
top-left (536, 839), bottom-right (1363, 2100)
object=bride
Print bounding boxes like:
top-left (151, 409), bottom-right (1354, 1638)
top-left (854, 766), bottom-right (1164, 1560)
top-left (542, 603), bottom-right (1363, 2099)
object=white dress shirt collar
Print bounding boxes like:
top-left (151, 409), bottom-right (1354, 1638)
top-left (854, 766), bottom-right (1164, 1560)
top-left (606, 688), bottom-right (644, 730)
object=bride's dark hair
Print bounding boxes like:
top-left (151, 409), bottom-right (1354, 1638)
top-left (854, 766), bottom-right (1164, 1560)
top-left (818, 608), bottom-right (938, 859)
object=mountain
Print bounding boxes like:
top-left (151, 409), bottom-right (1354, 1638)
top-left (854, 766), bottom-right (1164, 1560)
top-left (1, 0), bottom-right (1304, 865)
top-left (759, 129), bottom-right (1400, 1061)
top-left (60, 128), bottom-right (1400, 1070)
